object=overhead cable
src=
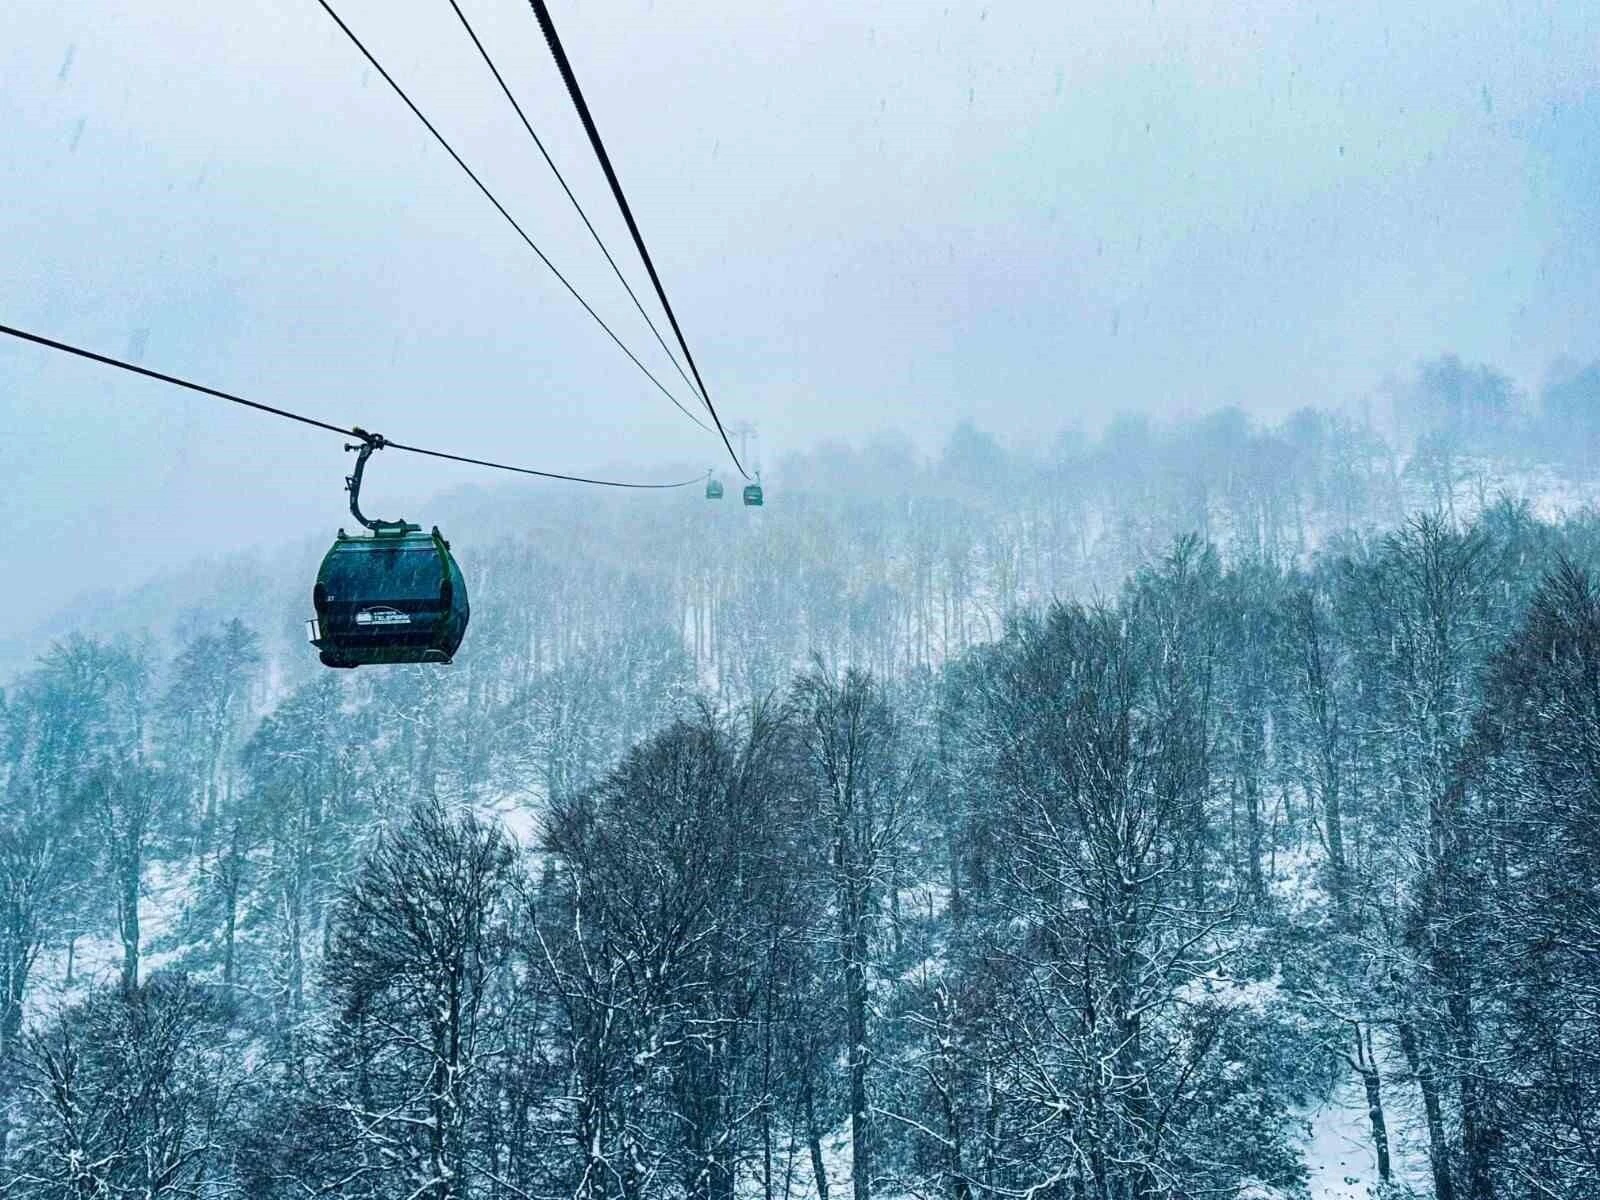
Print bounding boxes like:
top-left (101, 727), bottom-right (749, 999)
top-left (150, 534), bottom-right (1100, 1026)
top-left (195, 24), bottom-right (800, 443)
top-left (0, 322), bottom-right (349, 437)
top-left (525, 0), bottom-right (749, 478)
top-left (445, 0), bottom-right (705, 409)
top-left (0, 321), bottom-right (706, 489)
top-left (315, 0), bottom-right (710, 433)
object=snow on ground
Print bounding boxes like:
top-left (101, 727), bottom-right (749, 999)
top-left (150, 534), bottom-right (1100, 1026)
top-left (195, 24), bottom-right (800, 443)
top-left (1176, 967), bottom-right (1287, 1014)
top-left (731, 1125), bottom-right (853, 1200)
top-left (1258, 838), bottom-right (1442, 1198)
top-left (1267, 841), bottom-right (1319, 901)
top-left (477, 789), bottom-right (544, 848)
top-left (1302, 1031), bottom-right (1432, 1200)
top-left (25, 855), bottom-right (201, 1022)
top-left (1304, 1071), bottom-right (1392, 1200)
top-left (1457, 459), bottom-right (1600, 525)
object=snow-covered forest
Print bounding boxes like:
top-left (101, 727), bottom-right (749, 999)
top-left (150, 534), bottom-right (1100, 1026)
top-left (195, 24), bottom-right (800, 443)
top-left (5, 376), bottom-right (1600, 1200)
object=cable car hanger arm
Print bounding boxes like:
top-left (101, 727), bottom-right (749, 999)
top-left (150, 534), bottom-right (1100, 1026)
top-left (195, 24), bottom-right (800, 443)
top-left (344, 429), bottom-right (416, 532)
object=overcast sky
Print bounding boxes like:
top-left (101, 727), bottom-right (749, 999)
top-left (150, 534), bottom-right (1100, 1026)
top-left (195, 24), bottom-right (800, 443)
top-left (2, 0), bottom-right (1597, 629)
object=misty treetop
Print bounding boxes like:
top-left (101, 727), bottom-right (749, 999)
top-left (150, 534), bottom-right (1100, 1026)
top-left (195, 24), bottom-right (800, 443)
top-left (4, 400), bottom-right (1600, 1198)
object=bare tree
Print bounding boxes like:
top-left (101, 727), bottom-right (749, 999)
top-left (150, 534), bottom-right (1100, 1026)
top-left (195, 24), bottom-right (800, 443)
top-left (794, 663), bottom-right (912, 1200)
top-left (3, 973), bottom-right (239, 1199)
top-left (316, 800), bottom-right (517, 1200)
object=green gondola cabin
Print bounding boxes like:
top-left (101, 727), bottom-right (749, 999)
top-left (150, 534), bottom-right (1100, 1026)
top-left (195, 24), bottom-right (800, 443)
top-left (309, 523), bottom-right (469, 668)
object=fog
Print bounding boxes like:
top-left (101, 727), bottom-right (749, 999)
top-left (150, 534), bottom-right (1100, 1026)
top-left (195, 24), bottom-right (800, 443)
top-left (10, 7), bottom-right (1600, 1197)
top-left (3, 0), bottom-right (1597, 627)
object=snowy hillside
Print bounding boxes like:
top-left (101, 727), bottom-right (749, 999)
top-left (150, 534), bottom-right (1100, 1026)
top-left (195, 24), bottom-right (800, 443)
top-left (5, 414), bottom-right (1600, 1198)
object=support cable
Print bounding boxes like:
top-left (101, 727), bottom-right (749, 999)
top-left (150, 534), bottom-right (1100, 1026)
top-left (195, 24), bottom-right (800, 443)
top-left (525, 0), bottom-right (749, 478)
top-left (315, 0), bottom-right (710, 432)
top-left (445, 0), bottom-right (705, 408)
top-left (0, 321), bottom-right (705, 489)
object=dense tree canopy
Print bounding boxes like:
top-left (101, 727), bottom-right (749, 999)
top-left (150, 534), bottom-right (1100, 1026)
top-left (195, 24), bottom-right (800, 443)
top-left (3, 406), bottom-right (1600, 1198)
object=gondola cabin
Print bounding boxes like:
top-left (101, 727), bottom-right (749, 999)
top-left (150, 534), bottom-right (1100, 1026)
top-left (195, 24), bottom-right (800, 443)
top-left (309, 524), bottom-right (469, 667)
top-left (742, 482), bottom-right (764, 507)
top-left (706, 477), bottom-right (724, 500)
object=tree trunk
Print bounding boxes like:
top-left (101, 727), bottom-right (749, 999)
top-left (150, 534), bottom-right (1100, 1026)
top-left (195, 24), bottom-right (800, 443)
top-left (805, 1077), bottom-right (830, 1200)
top-left (1352, 1024), bottom-right (1391, 1184)
top-left (933, 1071), bottom-right (971, 1200)
top-left (1446, 958), bottom-right (1496, 1200)
top-left (0, 944), bottom-right (23, 1171)
top-left (1323, 763), bottom-right (1347, 909)
top-left (222, 824), bottom-right (243, 988)
top-left (1243, 770), bottom-right (1264, 904)
top-left (846, 894), bottom-right (871, 1200)
top-left (118, 851), bottom-right (141, 993)
top-left (1398, 1018), bottom-right (1455, 1200)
